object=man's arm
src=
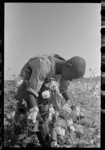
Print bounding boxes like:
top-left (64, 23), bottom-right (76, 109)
top-left (20, 59), bottom-right (32, 80)
top-left (62, 90), bottom-right (74, 106)
top-left (59, 78), bottom-right (74, 106)
top-left (62, 90), bottom-right (70, 102)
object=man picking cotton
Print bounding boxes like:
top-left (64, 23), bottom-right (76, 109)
top-left (15, 54), bottom-right (86, 126)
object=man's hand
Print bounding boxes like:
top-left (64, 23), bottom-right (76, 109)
top-left (48, 106), bottom-right (55, 121)
top-left (67, 100), bottom-right (76, 110)
top-left (62, 103), bottom-right (71, 114)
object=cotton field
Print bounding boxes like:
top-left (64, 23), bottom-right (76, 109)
top-left (4, 76), bottom-right (100, 147)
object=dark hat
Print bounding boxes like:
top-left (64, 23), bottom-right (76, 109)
top-left (66, 56), bottom-right (86, 78)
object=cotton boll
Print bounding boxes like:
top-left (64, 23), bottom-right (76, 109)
top-left (76, 106), bottom-right (81, 116)
top-left (29, 106), bottom-right (39, 113)
top-left (67, 118), bottom-right (73, 126)
top-left (67, 119), bottom-right (75, 132)
top-left (7, 111), bottom-right (16, 120)
top-left (76, 106), bottom-right (85, 119)
top-left (56, 127), bottom-right (65, 136)
top-left (64, 145), bottom-right (71, 148)
top-left (28, 114), bottom-right (31, 120)
top-left (31, 112), bottom-right (37, 123)
top-left (70, 125), bottom-right (75, 132)
top-left (90, 139), bottom-right (94, 145)
top-left (28, 111), bottom-right (32, 119)
top-left (33, 114), bottom-right (37, 123)
top-left (41, 90), bottom-right (51, 99)
top-left (28, 108), bottom-right (38, 123)
top-left (49, 107), bottom-right (55, 114)
top-left (48, 106), bottom-right (55, 121)
top-left (45, 80), bottom-right (60, 93)
top-left (48, 113), bottom-right (52, 121)
top-left (51, 141), bottom-right (59, 147)
top-left (11, 111), bottom-right (15, 119)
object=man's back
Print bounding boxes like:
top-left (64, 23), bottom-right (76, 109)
top-left (16, 54), bottom-right (65, 100)
top-left (20, 54), bottom-right (65, 81)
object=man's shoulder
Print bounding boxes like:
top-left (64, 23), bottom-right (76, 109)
top-left (53, 54), bottom-right (66, 61)
top-left (46, 54), bottom-right (65, 61)
top-left (28, 54), bottom-right (65, 61)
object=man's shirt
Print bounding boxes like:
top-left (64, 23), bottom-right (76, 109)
top-left (20, 54), bottom-right (66, 97)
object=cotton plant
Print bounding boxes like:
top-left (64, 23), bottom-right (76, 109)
top-left (45, 80), bottom-right (60, 94)
top-left (42, 80), bottom-right (64, 110)
top-left (41, 80), bottom-right (63, 121)
top-left (61, 105), bottom-right (75, 132)
top-left (41, 80), bottom-right (60, 100)
top-left (58, 103), bottom-right (76, 133)
top-left (50, 80), bottom-right (64, 99)
top-left (51, 120), bottom-right (67, 147)
top-left (51, 115), bottom-right (75, 147)
top-left (30, 79), bottom-right (77, 145)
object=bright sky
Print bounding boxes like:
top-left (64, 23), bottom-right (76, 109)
top-left (4, 3), bottom-right (101, 80)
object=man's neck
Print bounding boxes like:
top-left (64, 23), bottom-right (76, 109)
top-left (55, 60), bottom-right (65, 74)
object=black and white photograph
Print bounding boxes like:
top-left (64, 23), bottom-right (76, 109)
top-left (4, 3), bottom-right (101, 148)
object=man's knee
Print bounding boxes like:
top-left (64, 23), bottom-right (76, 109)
top-left (23, 90), bottom-right (38, 110)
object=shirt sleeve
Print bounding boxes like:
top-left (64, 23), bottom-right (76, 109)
top-left (20, 59), bottom-right (32, 80)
